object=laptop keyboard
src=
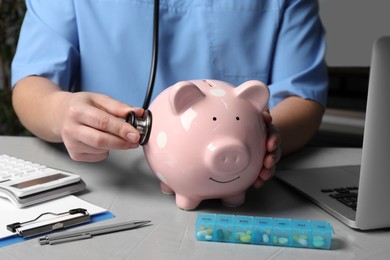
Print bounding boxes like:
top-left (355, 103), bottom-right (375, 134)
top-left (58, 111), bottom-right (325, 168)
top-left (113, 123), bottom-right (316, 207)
top-left (321, 186), bottom-right (358, 211)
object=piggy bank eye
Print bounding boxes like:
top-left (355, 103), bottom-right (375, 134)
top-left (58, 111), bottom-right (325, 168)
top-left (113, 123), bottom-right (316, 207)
top-left (212, 117), bottom-right (217, 121)
top-left (236, 116), bottom-right (240, 121)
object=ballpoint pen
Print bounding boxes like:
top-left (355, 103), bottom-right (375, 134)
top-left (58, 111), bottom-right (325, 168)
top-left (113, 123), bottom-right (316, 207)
top-left (39, 219), bottom-right (151, 245)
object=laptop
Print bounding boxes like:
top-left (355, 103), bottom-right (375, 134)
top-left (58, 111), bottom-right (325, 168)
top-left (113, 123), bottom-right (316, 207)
top-left (276, 36), bottom-right (390, 230)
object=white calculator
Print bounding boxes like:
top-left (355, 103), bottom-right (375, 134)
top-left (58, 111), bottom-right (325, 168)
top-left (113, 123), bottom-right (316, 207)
top-left (0, 154), bottom-right (86, 207)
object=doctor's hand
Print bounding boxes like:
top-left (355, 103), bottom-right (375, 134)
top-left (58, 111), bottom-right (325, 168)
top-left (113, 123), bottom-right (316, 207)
top-left (253, 110), bottom-right (282, 189)
top-left (58, 92), bottom-right (144, 162)
top-left (12, 77), bottom-right (144, 162)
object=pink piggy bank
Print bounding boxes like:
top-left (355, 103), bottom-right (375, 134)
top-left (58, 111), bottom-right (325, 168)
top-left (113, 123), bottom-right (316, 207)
top-left (143, 80), bottom-right (270, 210)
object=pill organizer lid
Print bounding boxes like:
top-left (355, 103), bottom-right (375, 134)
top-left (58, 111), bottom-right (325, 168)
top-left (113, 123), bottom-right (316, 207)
top-left (254, 217), bottom-right (273, 226)
top-left (310, 220), bottom-right (332, 231)
top-left (235, 215), bottom-right (254, 225)
top-left (216, 214), bottom-right (234, 224)
top-left (197, 213), bottom-right (216, 224)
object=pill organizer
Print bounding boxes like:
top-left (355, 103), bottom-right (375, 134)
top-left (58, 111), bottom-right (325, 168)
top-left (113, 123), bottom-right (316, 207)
top-left (195, 213), bottom-right (333, 250)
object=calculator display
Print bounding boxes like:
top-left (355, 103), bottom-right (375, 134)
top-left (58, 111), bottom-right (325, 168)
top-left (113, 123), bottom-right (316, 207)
top-left (11, 173), bottom-right (68, 189)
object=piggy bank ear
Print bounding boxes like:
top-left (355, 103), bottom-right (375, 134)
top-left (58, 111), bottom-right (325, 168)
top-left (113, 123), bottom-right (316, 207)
top-left (234, 80), bottom-right (269, 113)
top-left (169, 81), bottom-right (206, 115)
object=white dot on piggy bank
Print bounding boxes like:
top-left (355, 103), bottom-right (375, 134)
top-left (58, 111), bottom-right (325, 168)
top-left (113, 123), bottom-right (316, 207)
top-left (209, 88), bottom-right (226, 97)
top-left (157, 132), bottom-right (168, 148)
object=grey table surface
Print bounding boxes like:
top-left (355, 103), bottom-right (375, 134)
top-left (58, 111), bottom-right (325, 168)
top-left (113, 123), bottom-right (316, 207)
top-left (0, 136), bottom-right (388, 260)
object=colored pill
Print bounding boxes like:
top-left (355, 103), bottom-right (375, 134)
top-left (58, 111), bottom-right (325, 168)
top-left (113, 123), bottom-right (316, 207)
top-left (225, 231), bottom-right (232, 240)
top-left (297, 237), bottom-right (308, 247)
top-left (240, 234), bottom-right (251, 243)
top-left (197, 230), bottom-right (207, 238)
top-left (300, 234), bottom-right (308, 240)
top-left (262, 233), bottom-right (270, 243)
top-left (235, 231), bottom-right (245, 240)
top-left (205, 235), bottom-right (213, 240)
top-left (293, 234), bottom-right (308, 246)
top-left (216, 229), bottom-right (225, 240)
top-left (313, 236), bottom-right (325, 248)
top-left (278, 237), bottom-right (289, 245)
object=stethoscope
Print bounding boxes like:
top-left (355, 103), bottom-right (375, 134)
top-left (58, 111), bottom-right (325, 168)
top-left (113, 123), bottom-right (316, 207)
top-left (126, 0), bottom-right (159, 145)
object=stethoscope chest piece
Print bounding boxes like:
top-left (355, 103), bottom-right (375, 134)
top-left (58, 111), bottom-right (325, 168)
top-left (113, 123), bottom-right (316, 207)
top-left (126, 110), bottom-right (152, 146)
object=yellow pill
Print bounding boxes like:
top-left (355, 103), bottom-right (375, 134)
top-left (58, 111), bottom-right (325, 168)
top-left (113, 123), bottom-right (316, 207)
top-left (240, 234), bottom-right (252, 243)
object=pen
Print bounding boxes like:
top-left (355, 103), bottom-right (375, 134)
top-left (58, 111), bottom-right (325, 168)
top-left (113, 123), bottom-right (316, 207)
top-left (39, 220), bottom-right (151, 245)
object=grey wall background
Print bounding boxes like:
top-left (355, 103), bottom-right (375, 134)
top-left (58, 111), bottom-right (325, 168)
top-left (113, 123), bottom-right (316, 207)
top-left (319, 0), bottom-right (390, 67)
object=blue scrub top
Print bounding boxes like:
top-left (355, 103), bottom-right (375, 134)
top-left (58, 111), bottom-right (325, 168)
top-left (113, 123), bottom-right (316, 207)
top-left (12, 0), bottom-right (328, 109)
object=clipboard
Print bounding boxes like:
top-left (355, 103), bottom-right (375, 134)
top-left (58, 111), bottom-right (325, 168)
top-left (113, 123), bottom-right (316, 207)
top-left (0, 195), bottom-right (114, 247)
top-left (7, 208), bottom-right (91, 238)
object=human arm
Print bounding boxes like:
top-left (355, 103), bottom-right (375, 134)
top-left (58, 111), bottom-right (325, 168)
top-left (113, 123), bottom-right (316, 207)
top-left (12, 76), bottom-right (143, 162)
top-left (253, 96), bottom-right (324, 188)
top-left (252, 0), bottom-right (328, 188)
top-left (271, 96), bottom-right (324, 156)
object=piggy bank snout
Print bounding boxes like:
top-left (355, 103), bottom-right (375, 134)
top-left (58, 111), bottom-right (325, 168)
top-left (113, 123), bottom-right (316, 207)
top-left (205, 139), bottom-right (250, 174)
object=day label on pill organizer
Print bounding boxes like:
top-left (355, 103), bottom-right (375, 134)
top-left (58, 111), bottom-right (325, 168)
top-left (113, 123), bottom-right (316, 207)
top-left (195, 213), bottom-right (333, 250)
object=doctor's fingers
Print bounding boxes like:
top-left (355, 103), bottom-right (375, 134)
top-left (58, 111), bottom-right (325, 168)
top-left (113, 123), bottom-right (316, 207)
top-left (90, 93), bottom-right (144, 119)
top-left (263, 147), bottom-right (282, 170)
top-left (62, 124), bottom-right (139, 158)
top-left (259, 165), bottom-right (276, 182)
top-left (253, 165), bottom-right (276, 189)
top-left (69, 105), bottom-right (141, 144)
top-left (266, 124), bottom-right (281, 153)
